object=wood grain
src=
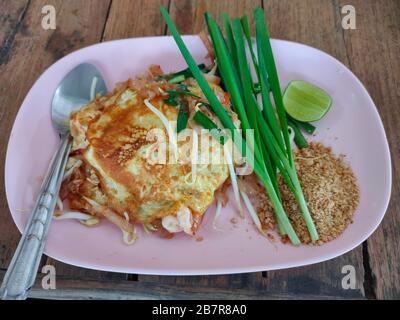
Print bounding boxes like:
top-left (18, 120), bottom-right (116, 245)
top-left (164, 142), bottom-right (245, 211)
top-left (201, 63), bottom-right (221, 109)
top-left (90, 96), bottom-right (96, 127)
top-left (168, 0), bottom-right (261, 35)
top-left (0, 0), bottom-right (30, 270)
top-left (0, 0), bottom-right (29, 58)
top-left (0, 270), bottom-right (354, 300)
top-left (103, 0), bottom-right (169, 40)
top-left (263, 0), bottom-right (349, 64)
top-left (0, 0), bottom-right (398, 299)
top-left (338, 0), bottom-right (400, 299)
top-left (0, 0), bottom-right (111, 271)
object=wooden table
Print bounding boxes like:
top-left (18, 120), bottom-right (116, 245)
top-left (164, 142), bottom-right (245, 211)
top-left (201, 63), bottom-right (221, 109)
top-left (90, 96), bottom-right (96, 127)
top-left (0, 0), bottom-right (399, 300)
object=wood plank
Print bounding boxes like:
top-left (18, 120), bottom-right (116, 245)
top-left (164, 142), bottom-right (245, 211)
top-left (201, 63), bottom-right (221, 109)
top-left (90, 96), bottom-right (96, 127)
top-left (263, 0), bottom-right (349, 63)
top-left (44, 258), bottom-right (126, 281)
top-left (0, 270), bottom-right (355, 299)
top-left (0, 0), bottom-right (30, 270)
top-left (0, 0), bottom-right (29, 59)
top-left (257, 253), bottom-right (364, 299)
top-left (338, 0), bottom-right (400, 299)
top-left (0, 0), bottom-right (111, 272)
top-left (0, 0), bottom-right (397, 299)
top-left (102, 0), bottom-right (169, 40)
top-left (137, 254), bottom-right (364, 299)
top-left (168, 0), bottom-right (262, 35)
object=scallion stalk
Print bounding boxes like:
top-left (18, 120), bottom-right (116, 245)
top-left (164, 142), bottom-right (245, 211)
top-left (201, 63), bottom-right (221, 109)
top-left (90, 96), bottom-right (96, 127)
top-left (240, 15), bottom-right (260, 81)
top-left (288, 115), bottom-right (316, 134)
top-left (288, 119), bottom-right (309, 149)
top-left (254, 7), bottom-right (293, 166)
top-left (160, 5), bottom-right (301, 245)
top-left (177, 101), bottom-right (189, 133)
top-left (222, 13), bottom-right (239, 71)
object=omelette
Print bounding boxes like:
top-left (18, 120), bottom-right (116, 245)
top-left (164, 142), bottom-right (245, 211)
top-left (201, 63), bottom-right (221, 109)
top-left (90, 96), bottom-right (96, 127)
top-left (60, 64), bottom-right (242, 243)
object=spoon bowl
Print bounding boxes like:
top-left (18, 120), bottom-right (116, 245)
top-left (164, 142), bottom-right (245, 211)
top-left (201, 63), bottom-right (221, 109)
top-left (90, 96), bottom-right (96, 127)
top-left (52, 63), bottom-right (107, 135)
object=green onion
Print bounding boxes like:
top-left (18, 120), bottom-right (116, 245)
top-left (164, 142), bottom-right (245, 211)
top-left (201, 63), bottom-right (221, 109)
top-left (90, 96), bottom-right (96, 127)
top-left (252, 82), bottom-right (261, 94)
top-left (177, 101), bottom-right (189, 133)
top-left (231, 18), bottom-right (287, 234)
top-left (254, 7), bottom-right (293, 166)
top-left (160, 5), bottom-right (301, 245)
top-left (253, 8), bottom-right (318, 241)
top-left (288, 115), bottom-right (316, 134)
top-left (288, 118), bottom-right (309, 149)
top-left (205, 13), bottom-right (251, 133)
top-left (166, 89), bottom-right (200, 99)
top-left (164, 96), bottom-right (178, 106)
top-left (254, 11), bottom-right (285, 153)
top-left (193, 111), bottom-right (227, 144)
top-left (168, 74), bottom-right (186, 84)
top-left (231, 18), bottom-right (264, 165)
top-left (240, 10), bottom-right (318, 241)
top-left (158, 63), bottom-right (207, 81)
top-left (160, 9), bottom-right (234, 132)
top-left (240, 15), bottom-right (260, 81)
top-left (222, 13), bottom-right (239, 71)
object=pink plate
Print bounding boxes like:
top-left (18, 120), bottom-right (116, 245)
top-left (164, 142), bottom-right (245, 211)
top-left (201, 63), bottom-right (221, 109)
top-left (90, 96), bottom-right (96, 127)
top-left (5, 36), bottom-right (391, 275)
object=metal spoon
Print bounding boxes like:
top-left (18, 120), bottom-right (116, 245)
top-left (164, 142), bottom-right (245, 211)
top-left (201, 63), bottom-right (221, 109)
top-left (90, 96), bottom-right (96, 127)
top-left (1, 63), bottom-right (107, 300)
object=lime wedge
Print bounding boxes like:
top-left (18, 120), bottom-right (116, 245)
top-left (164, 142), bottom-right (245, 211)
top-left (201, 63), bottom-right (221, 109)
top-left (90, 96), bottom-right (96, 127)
top-left (283, 80), bottom-right (332, 122)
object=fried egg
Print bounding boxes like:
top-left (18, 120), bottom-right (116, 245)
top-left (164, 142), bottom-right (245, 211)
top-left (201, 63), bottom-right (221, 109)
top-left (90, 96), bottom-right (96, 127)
top-left (62, 75), bottom-right (236, 237)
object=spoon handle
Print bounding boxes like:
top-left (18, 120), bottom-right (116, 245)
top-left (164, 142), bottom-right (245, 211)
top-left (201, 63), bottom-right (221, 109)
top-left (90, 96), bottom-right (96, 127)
top-left (1, 135), bottom-right (71, 300)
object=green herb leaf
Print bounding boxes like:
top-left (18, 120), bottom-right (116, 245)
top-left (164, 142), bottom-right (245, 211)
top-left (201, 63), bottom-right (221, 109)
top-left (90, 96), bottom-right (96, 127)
top-left (177, 101), bottom-right (189, 133)
top-left (288, 119), bottom-right (309, 149)
top-left (168, 74), bottom-right (186, 84)
top-left (166, 89), bottom-right (200, 99)
top-left (193, 111), bottom-right (226, 144)
top-left (164, 96), bottom-right (179, 106)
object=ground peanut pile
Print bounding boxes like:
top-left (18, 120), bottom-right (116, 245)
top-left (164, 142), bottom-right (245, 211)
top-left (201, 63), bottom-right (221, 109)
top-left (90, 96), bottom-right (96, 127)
top-left (251, 142), bottom-right (360, 245)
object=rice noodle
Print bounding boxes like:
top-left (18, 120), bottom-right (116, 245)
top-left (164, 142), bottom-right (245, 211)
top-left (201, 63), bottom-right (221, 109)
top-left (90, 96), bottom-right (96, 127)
top-left (83, 197), bottom-right (135, 234)
top-left (80, 218), bottom-right (100, 227)
top-left (122, 229), bottom-right (137, 245)
top-left (207, 62), bottom-right (218, 76)
top-left (56, 196), bottom-right (63, 211)
top-left (237, 179), bottom-right (271, 239)
top-left (53, 210), bottom-right (100, 227)
top-left (142, 224), bottom-right (153, 234)
top-left (63, 159), bottom-right (82, 181)
top-left (121, 211), bottom-right (137, 245)
top-left (144, 99), bottom-right (178, 160)
top-left (240, 190), bottom-right (264, 233)
top-left (223, 143), bottom-right (244, 218)
top-left (212, 197), bottom-right (224, 232)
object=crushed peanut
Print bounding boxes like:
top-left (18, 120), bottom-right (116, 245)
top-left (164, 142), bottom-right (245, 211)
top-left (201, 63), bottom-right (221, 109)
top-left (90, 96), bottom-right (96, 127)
top-left (250, 142), bottom-right (360, 245)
